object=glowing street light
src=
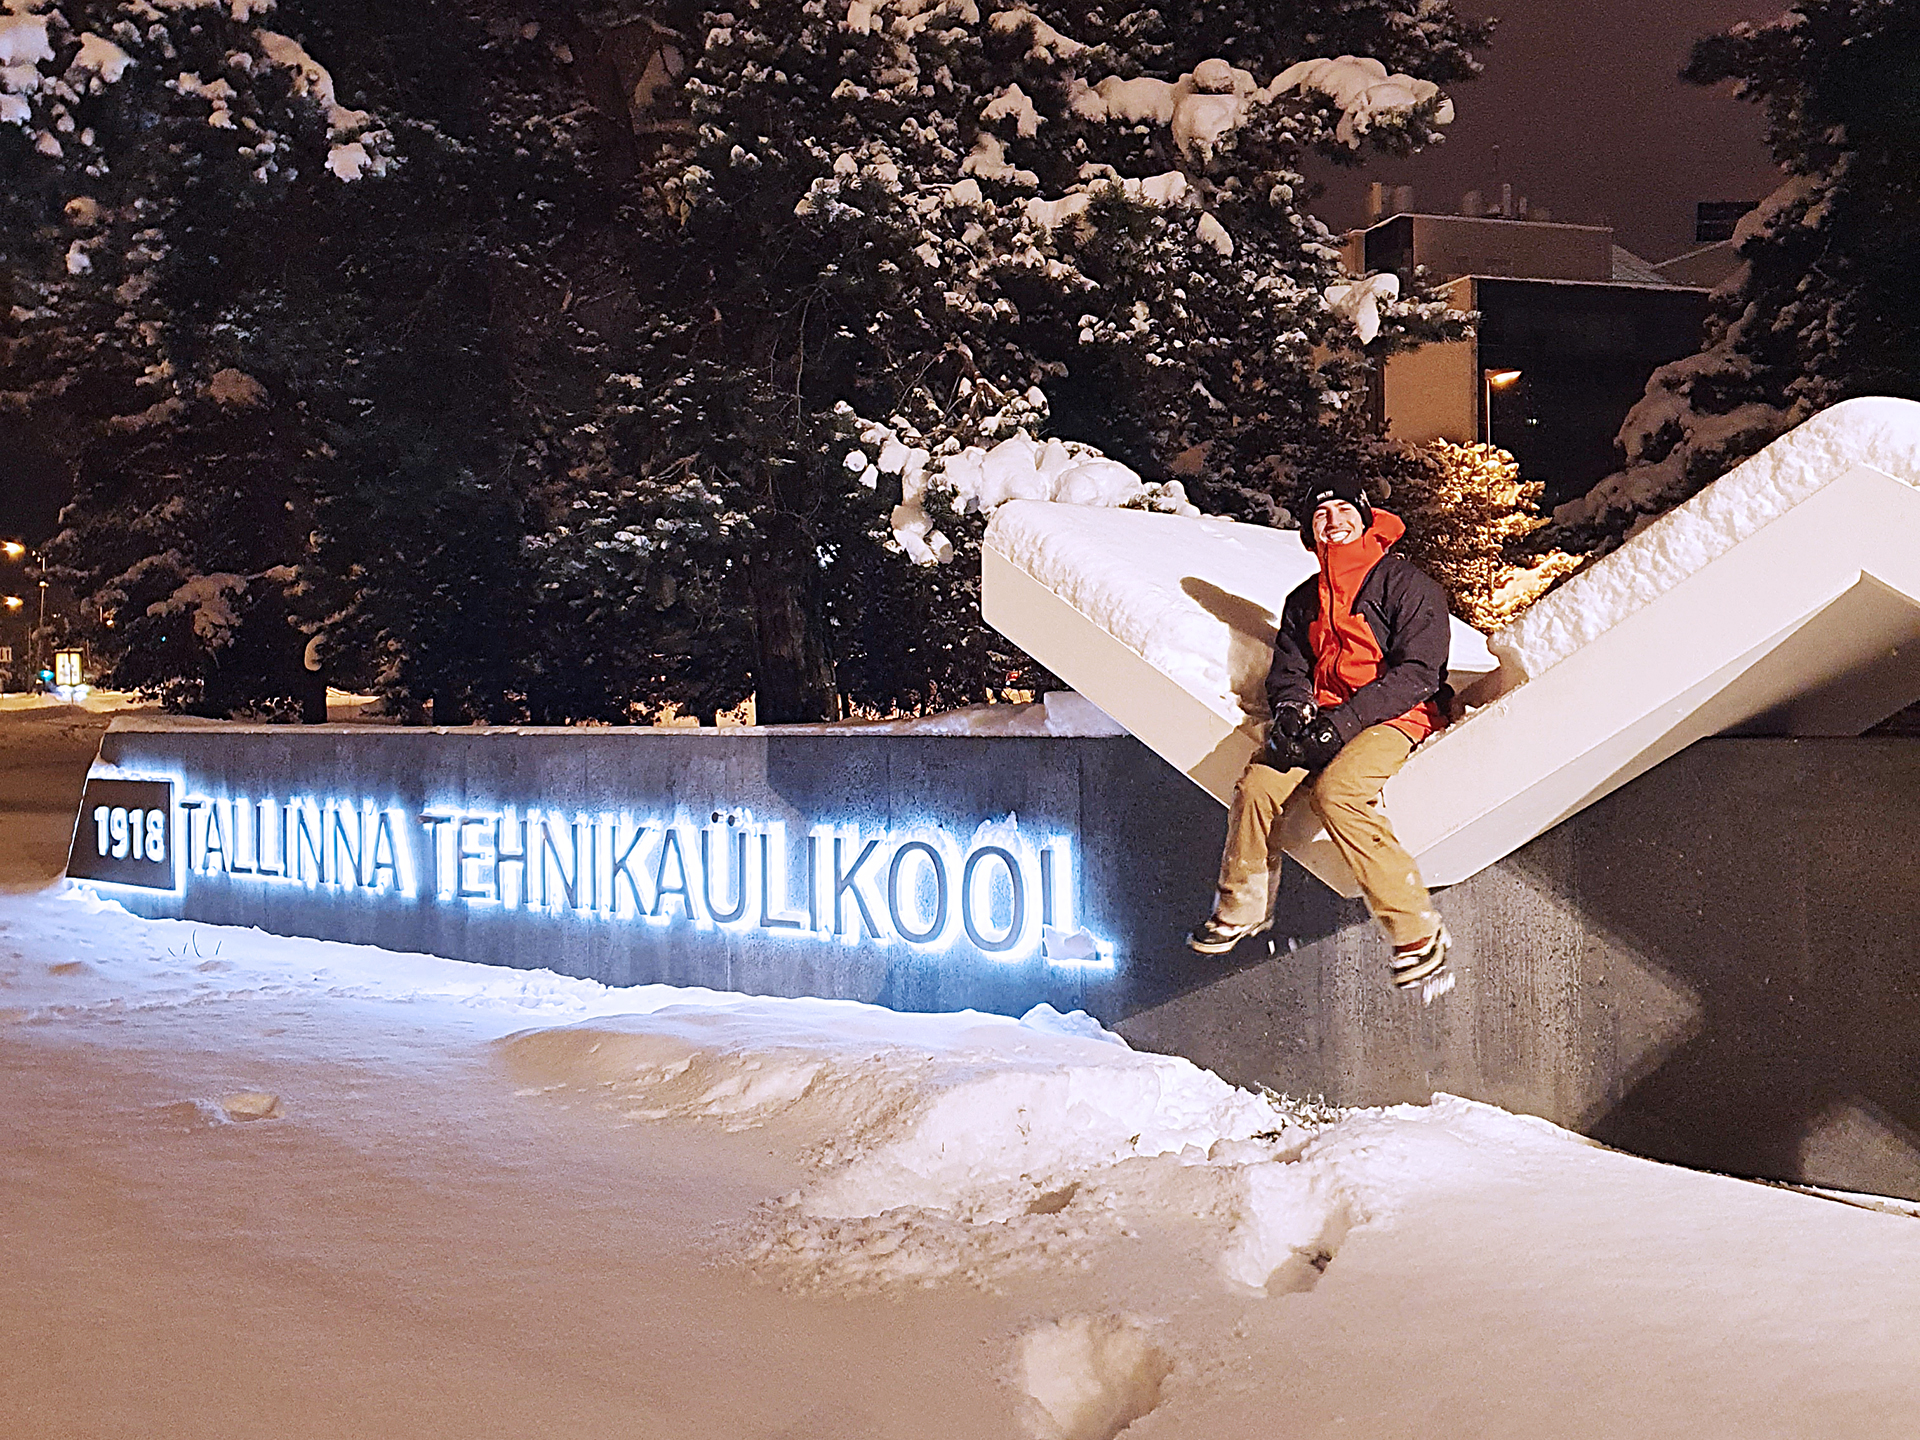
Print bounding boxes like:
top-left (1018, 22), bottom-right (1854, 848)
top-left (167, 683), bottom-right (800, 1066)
top-left (1482, 368), bottom-right (1523, 447)
top-left (1, 541), bottom-right (22, 559)
top-left (2, 596), bottom-right (21, 610)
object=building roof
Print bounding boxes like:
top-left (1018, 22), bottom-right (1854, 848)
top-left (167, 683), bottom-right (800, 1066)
top-left (1609, 244), bottom-right (1669, 285)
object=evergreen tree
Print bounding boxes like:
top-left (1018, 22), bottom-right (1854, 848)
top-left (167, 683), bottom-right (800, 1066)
top-left (614, 0), bottom-right (1485, 719)
top-left (1557, 0), bottom-right (1920, 548)
top-left (1384, 440), bottom-right (1577, 634)
top-left (3, 1), bottom-right (392, 715)
top-left (6, 1), bottom-right (611, 719)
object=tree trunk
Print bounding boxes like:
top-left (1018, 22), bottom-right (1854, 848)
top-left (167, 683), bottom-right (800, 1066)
top-left (748, 508), bottom-right (838, 724)
top-left (299, 666), bottom-right (327, 724)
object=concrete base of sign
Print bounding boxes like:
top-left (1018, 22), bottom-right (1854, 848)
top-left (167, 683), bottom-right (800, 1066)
top-left (983, 399), bottom-right (1920, 891)
top-left (1115, 736), bottom-right (1920, 1205)
top-left (70, 721), bottom-right (1920, 1200)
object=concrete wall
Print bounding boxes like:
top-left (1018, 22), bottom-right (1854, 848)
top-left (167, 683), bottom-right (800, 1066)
top-left (75, 724), bottom-right (1920, 1199)
top-left (1122, 737), bottom-right (1920, 1202)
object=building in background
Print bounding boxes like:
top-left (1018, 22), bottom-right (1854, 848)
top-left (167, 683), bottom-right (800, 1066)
top-left (1346, 202), bottom-right (1713, 508)
top-left (1646, 200), bottom-right (1758, 290)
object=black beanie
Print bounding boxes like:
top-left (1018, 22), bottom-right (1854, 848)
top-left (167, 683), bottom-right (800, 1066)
top-left (1299, 471), bottom-right (1374, 532)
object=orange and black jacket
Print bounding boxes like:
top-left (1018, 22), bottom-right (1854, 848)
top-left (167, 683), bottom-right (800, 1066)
top-left (1265, 508), bottom-right (1452, 746)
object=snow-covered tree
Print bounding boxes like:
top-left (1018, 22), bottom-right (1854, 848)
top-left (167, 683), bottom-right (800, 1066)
top-left (614, 0), bottom-right (1486, 719)
top-left (2, 0), bottom-right (407, 715)
top-left (7, 1), bottom-right (610, 719)
top-left (1384, 440), bottom-right (1577, 634)
top-left (1555, 0), bottom-right (1920, 548)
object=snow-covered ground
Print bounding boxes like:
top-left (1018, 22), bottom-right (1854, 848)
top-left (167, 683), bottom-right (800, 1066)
top-left (3, 699), bottom-right (1917, 1438)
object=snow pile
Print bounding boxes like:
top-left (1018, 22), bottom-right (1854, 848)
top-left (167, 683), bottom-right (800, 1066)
top-left (986, 501), bottom-right (1497, 725)
top-left (498, 995), bottom-right (1388, 1294)
top-left (841, 401), bottom-right (1198, 566)
top-left (495, 991), bottom-right (1599, 1299)
top-left (1498, 396), bottom-right (1920, 681)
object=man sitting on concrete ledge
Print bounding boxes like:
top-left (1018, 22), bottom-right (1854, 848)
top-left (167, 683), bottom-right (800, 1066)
top-left (1186, 470), bottom-right (1455, 997)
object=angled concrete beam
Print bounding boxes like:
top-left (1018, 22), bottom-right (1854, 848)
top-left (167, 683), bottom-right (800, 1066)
top-left (982, 398), bottom-right (1920, 892)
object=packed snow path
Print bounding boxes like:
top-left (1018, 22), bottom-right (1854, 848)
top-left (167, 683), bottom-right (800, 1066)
top-left (5, 701), bottom-right (1920, 1436)
top-left (983, 397), bottom-right (1920, 891)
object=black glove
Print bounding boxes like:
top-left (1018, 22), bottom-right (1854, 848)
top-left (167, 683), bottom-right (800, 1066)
top-left (1259, 701), bottom-right (1314, 770)
top-left (1294, 713), bottom-right (1346, 771)
top-left (1270, 700), bottom-right (1315, 740)
top-left (1259, 729), bottom-right (1304, 771)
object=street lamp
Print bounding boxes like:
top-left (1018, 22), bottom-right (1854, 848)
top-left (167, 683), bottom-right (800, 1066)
top-left (1, 596), bottom-right (19, 697)
top-left (1482, 368), bottom-right (1522, 447)
top-left (1, 541), bottom-right (21, 559)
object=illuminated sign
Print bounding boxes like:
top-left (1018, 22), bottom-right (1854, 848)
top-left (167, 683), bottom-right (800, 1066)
top-left (53, 649), bottom-right (84, 688)
top-left (68, 777), bottom-right (1113, 969)
top-left (68, 778), bottom-right (176, 890)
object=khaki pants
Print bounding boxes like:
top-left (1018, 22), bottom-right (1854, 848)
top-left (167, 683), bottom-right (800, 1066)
top-left (1213, 723), bottom-right (1439, 948)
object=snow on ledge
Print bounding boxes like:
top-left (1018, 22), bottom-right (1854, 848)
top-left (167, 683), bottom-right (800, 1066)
top-left (1497, 397), bottom-right (1920, 683)
top-left (100, 692), bottom-right (1126, 739)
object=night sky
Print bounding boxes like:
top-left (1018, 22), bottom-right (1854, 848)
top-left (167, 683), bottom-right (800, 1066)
top-left (0, 0), bottom-right (1789, 546)
top-left (1308, 0), bottom-right (1786, 261)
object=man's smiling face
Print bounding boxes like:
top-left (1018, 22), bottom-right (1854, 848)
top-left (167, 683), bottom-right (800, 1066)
top-left (1312, 499), bottom-right (1366, 548)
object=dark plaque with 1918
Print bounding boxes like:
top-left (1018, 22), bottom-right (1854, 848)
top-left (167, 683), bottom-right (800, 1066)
top-left (69, 778), bottom-right (176, 890)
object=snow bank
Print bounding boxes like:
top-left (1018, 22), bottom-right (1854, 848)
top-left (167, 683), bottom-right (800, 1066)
top-left (1497, 396), bottom-right (1920, 681)
top-left (497, 986), bottom-right (1563, 1295)
top-left (10, 705), bottom-right (1920, 1436)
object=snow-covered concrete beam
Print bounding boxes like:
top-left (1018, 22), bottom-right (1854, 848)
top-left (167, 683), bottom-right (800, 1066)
top-left (980, 398), bottom-right (1920, 891)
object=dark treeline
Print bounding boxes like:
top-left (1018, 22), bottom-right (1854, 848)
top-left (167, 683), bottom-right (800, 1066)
top-left (4, 0), bottom-right (1495, 721)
